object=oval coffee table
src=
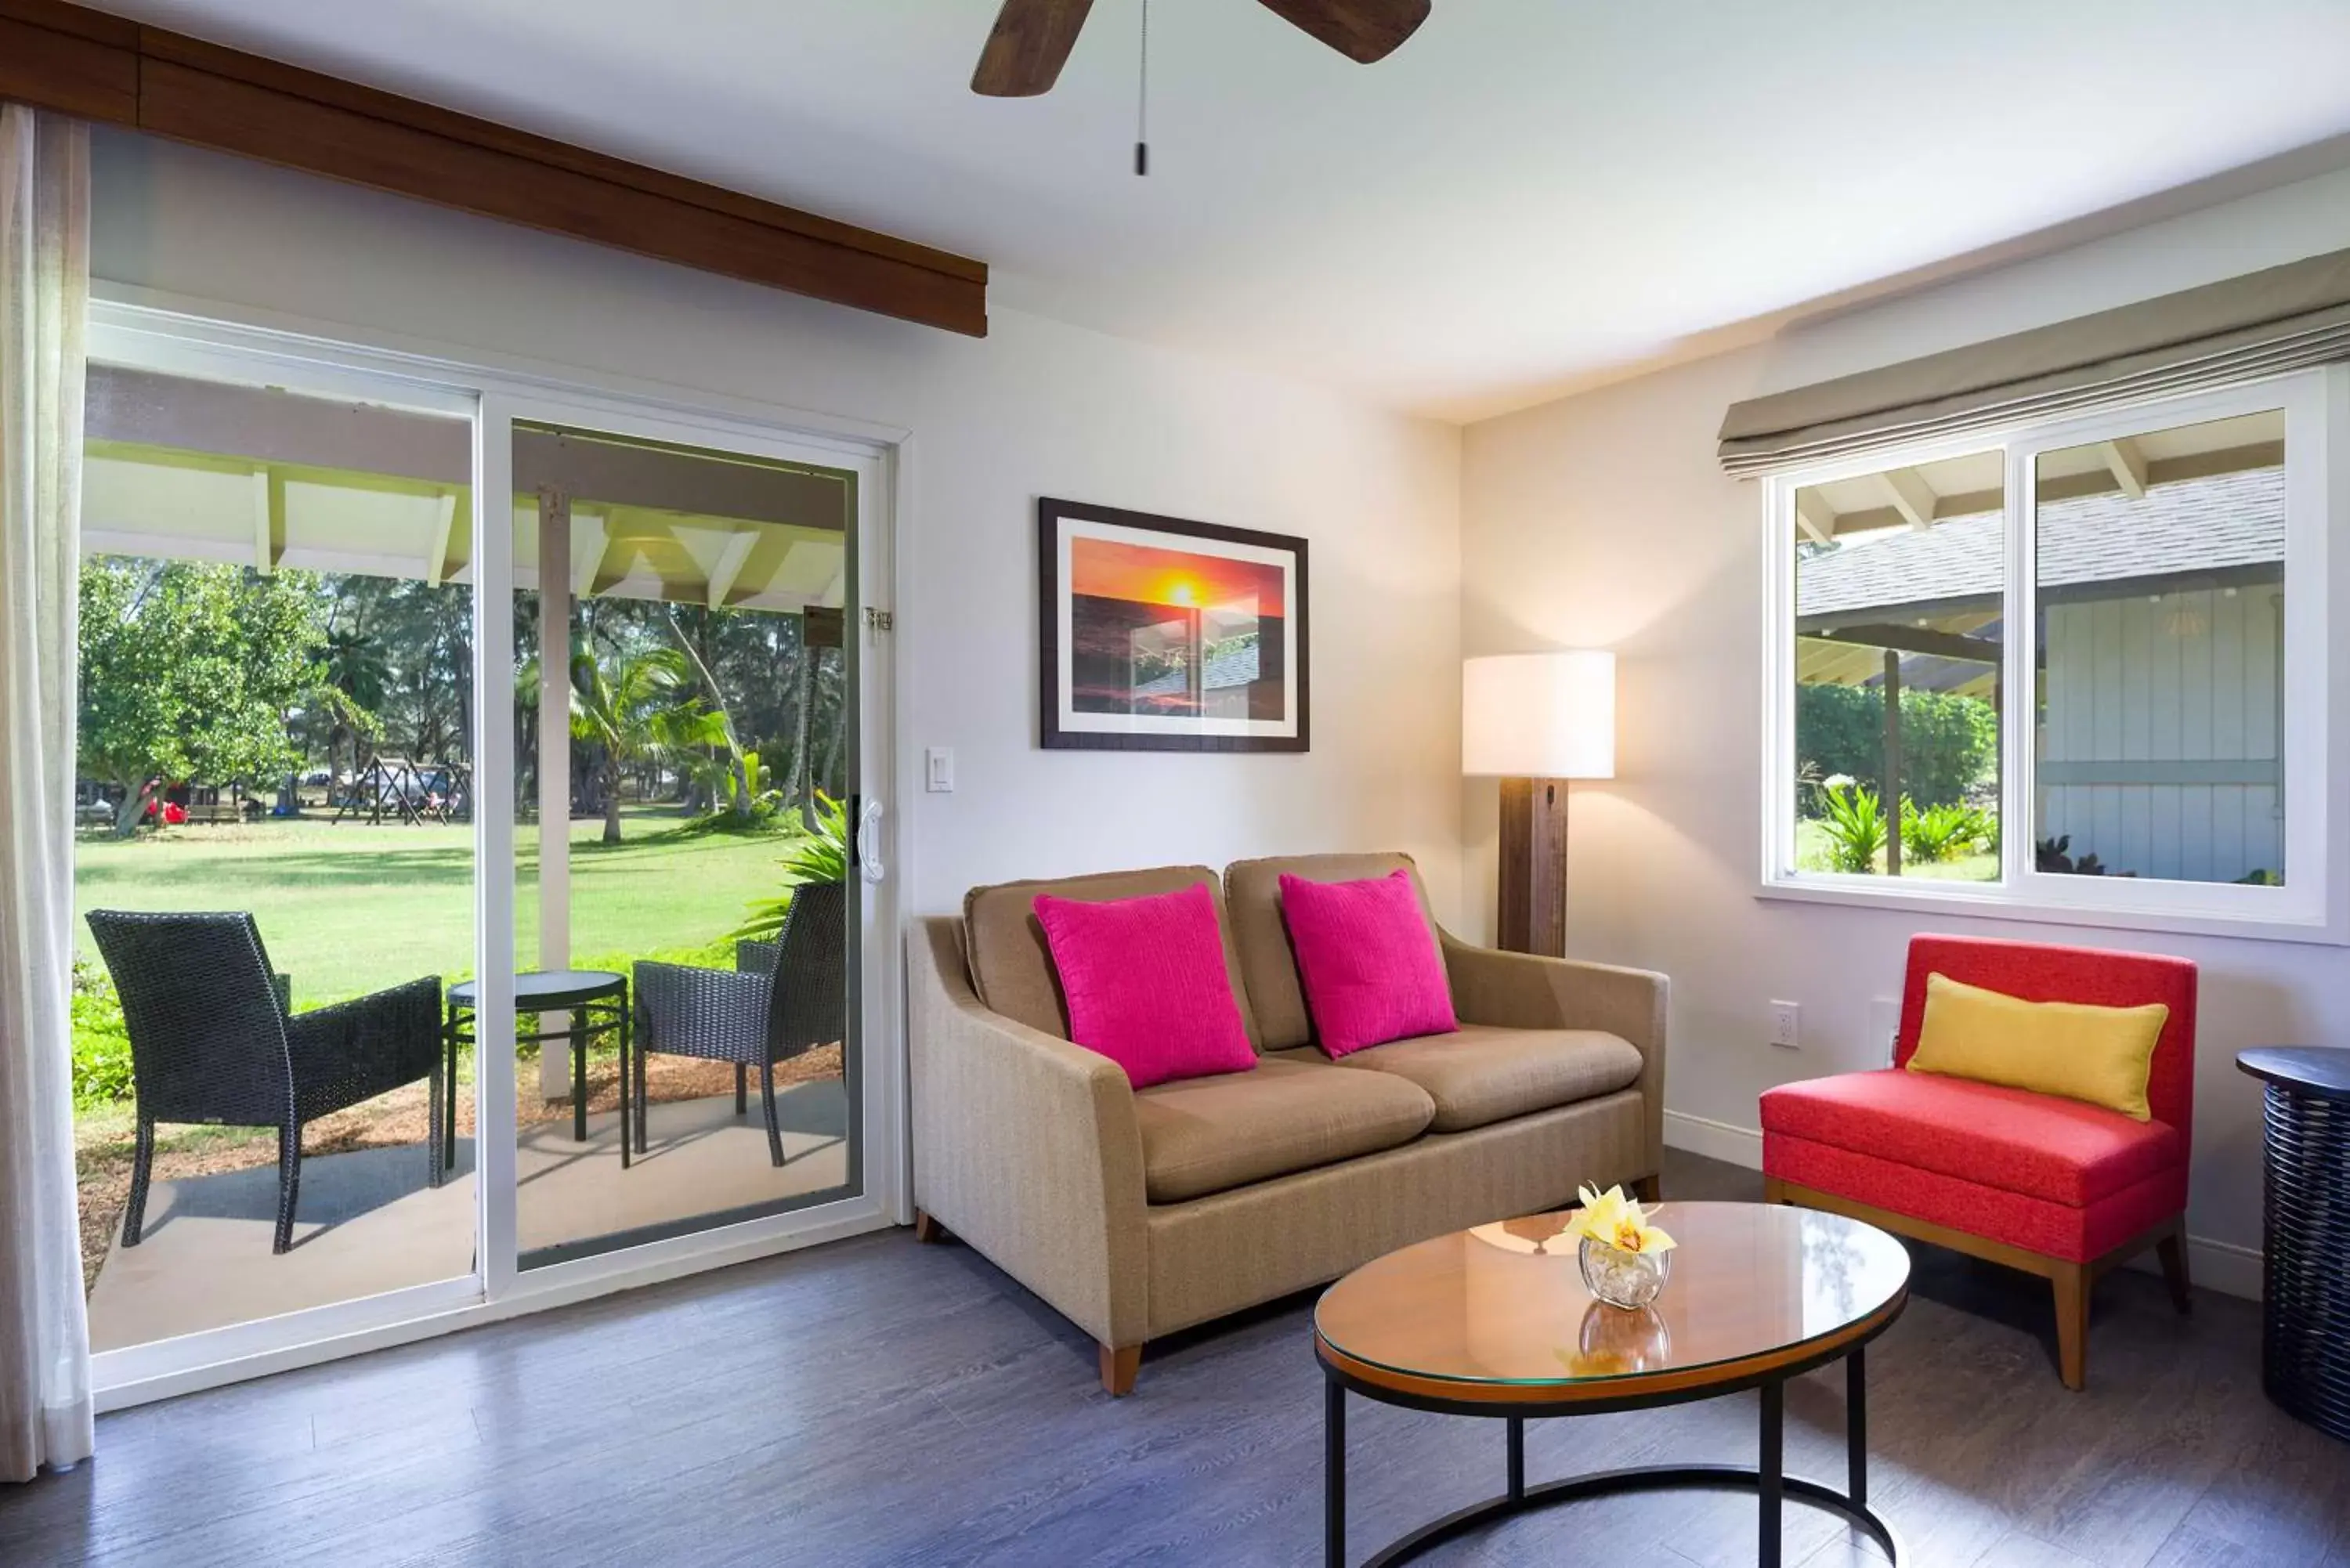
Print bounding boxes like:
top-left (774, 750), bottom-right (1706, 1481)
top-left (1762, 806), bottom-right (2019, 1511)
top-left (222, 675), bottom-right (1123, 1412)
top-left (1314, 1200), bottom-right (1911, 1567)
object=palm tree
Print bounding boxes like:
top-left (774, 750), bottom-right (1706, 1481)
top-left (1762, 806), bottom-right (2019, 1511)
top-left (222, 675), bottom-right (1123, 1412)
top-left (317, 617), bottom-right (391, 789)
top-left (567, 644), bottom-right (726, 842)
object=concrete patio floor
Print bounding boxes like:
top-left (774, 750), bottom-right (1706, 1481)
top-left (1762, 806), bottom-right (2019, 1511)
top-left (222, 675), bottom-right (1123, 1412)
top-left (88, 1079), bottom-right (851, 1351)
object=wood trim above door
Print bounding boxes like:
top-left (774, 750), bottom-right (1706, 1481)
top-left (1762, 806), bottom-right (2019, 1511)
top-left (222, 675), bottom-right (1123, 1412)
top-left (0, 0), bottom-right (989, 336)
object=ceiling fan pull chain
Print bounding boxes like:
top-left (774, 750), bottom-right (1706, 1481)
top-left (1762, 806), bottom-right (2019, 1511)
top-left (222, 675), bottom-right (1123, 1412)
top-left (1134, 0), bottom-right (1150, 175)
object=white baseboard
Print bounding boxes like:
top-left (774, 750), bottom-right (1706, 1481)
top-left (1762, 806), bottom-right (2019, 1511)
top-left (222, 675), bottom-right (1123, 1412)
top-left (1662, 1110), bottom-right (2261, 1302)
top-left (1663, 1109), bottom-right (1765, 1169)
top-left (2177, 1234), bottom-right (2264, 1302)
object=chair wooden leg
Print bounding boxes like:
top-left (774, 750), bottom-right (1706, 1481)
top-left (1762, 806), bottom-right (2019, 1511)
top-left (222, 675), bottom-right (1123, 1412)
top-left (123, 1114), bottom-right (156, 1247)
top-left (1099, 1342), bottom-right (1141, 1397)
top-left (912, 1209), bottom-right (950, 1245)
top-left (2052, 1261), bottom-right (2090, 1391)
top-left (2157, 1223), bottom-right (2193, 1314)
top-left (1632, 1174), bottom-right (1661, 1205)
top-left (1762, 1175), bottom-right (1788, 1205)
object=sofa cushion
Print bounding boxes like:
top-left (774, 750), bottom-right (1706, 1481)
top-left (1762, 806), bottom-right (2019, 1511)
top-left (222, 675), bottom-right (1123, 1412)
top-left (1764, 1130), bottom-right (2189, 1265)
top-left (964, 865), bottom-right (1260, 1047)
top-left (1225, 853), bottom-right (1437, 1050)
top-left (1759, 1069), bottom-right (2184, 1209)
top-left (1279, 870), bottom-right (1458, 1057)
top-left (1333, 1024), bottom-right (1644, 1133)
top-left (1033, 883), bottom-right (1259, 1089)
top-left (1133, 1056), bottom-right (1435, 1204)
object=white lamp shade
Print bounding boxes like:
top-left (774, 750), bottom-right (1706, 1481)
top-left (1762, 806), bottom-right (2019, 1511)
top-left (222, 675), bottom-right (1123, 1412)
top-left (1462, 650), bottom-right (1615, 779)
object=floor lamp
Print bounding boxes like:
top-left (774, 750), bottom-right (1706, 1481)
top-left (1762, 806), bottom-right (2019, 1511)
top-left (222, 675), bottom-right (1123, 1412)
top-left (1462, 651), bottom-right (1616, 957)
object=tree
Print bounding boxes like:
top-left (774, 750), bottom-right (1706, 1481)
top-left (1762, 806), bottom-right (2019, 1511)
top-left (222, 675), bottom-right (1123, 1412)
top-left (78, 559), bottom-right (325, 836)
top-left (566, 643), bottom-right (726, 843)
top-left (1795, 682), bottom-right (1997, 814)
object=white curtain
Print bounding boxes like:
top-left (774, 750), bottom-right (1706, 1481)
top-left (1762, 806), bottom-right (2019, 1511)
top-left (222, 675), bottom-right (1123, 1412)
top-left (0, 103), bottom-right (95, 1483)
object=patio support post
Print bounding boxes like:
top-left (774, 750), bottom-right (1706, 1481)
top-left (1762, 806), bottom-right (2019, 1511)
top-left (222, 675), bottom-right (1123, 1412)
top-left (537, 486), bottom-right (574, 1102)
top-left (1882, 648), bottom-right (1902, 877)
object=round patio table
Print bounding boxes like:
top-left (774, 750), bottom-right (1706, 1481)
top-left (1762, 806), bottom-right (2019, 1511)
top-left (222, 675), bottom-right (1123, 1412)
top-left (445, 970), bottom-right (633, 1169)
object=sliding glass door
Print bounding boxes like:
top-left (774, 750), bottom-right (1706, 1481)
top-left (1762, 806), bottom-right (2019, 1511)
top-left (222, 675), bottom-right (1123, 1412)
top-left (79, 307), bottom-right (898, 1404)
top-left (73, 356), bottom-right (483, 1357)
top-left (492, 414), bottom-right (865, 1269)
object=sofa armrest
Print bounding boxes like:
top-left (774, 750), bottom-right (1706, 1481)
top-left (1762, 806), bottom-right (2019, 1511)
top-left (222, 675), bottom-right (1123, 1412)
top-left (1441, 932), bottom-right (1669, 1176)
top-left (907, 916), bottom-right (1148, 1349)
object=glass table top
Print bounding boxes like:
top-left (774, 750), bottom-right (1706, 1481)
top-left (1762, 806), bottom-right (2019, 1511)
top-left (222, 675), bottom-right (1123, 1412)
top-left (1314, 1201), bottom-right (1911, 1393)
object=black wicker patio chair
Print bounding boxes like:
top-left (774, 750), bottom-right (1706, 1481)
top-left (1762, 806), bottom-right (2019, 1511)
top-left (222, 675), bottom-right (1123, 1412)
top-left (631, 879), bottom-right (847, 1166)
top-left (85, 909), bottom-right (446, 1255)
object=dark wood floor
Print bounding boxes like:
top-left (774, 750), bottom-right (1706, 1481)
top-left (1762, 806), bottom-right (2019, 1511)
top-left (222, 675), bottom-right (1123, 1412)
top-left (3, 1150), bottom-right (2346, 1567)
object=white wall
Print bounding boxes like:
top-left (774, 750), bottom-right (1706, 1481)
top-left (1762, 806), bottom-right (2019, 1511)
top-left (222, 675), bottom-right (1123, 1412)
top-left (1462, 161), bottom-right (2350, 1294)
top-left (89, 131), bottom-right (1465, 926)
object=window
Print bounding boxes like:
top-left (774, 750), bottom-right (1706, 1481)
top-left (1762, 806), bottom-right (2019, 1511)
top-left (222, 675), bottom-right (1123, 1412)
top-left (1762, 369), bottom-right (2343, 941)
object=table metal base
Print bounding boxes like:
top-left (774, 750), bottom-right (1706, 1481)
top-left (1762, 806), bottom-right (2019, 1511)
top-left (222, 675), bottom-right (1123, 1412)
top-left (444, 983), bottom-right (633, 1169)
top-left (1325, 1348), bottom-right (1898, 1568)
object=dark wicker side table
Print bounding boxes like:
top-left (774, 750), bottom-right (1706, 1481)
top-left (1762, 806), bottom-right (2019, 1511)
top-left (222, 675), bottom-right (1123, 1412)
top-left (2237, 1047), bottom-right (2350, 1443)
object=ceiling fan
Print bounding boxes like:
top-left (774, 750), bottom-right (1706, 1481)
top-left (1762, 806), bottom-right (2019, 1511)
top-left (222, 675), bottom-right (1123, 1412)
top-left (972, 0), bottom-right (1432, 97)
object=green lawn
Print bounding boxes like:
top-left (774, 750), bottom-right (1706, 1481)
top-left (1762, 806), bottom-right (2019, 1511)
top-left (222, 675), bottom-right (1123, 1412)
top-left (1792, 819), bottom-right (1999, 883)
top-left (74, 807), bottom-right (790, 1008)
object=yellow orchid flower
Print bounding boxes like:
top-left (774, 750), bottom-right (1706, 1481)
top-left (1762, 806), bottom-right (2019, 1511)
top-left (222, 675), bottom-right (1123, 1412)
top-left (1571, 1183), bottom-right (1679, 1255)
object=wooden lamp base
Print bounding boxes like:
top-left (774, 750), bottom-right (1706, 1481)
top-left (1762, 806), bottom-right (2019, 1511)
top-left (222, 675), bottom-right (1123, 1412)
top-left (1497, 776), bottom-right (1569, 957)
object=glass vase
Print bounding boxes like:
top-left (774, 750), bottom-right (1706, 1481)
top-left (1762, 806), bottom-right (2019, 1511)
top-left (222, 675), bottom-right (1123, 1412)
top-left (1578, 1236), bottom-right (1672, 1310)
top-left (1576, 1301), bottom-right (1673, 1374)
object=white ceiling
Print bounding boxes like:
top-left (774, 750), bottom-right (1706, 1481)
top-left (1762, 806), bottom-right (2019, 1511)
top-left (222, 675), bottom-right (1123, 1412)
top-left (96, 1), bottom-right (2350, 421)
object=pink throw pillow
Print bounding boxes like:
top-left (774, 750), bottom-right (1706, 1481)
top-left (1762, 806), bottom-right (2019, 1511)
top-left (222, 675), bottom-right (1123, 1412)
top-left (1032, 883), bottom-right (1257, 1089)
top-left (1279, 869), bottom-right (1458, 1057)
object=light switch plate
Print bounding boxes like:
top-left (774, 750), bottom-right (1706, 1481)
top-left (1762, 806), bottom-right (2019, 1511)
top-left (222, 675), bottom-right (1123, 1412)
top-left (925, 747), bottom-right (955, 793)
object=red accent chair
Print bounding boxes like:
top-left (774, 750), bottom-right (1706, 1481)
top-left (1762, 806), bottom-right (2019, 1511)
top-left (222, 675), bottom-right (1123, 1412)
top-left (1759, 934), bottom-right (2196, 1390)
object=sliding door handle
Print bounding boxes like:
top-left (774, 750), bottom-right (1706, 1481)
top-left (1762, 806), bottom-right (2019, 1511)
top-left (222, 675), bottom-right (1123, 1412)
top-left (855, 797), bottom-right (885, 884)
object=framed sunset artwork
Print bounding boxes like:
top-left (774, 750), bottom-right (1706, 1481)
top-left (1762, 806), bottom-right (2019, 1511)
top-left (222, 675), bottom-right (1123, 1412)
top-left (1038, 497), bottom-right (1310, 752)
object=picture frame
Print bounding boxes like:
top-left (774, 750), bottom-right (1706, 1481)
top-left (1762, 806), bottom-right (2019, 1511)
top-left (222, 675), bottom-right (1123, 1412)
top-left (1037, 497), bottom-right (1311, 753)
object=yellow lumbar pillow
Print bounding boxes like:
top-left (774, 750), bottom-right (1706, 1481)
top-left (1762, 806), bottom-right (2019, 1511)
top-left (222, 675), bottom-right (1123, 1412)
top-left (1905, 972), bottom-right (2168, 1122)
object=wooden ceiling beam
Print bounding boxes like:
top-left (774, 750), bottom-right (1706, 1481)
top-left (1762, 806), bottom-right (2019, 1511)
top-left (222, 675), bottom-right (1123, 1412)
top-left (249, 468), bottom-right (279, 573)
top-left (2097, 436), bottom-right (2149, 500)
top-left (1794, 490), bottom-right (1837, 546)
top-left (0, 0), bottom-right (987, 335)
top-left (1878, 468), bottom-right (1940, 532)
top-left (1809, 622), bottom-right (2001, 664)
top-left (425, 493), bottom-right (460, 587)
top-left (706, 529), bottom-right (759, 609)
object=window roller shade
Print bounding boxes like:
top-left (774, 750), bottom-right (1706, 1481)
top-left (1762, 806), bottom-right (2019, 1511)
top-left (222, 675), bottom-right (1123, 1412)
top-left (1719, 247), bottom-right (2350, 475)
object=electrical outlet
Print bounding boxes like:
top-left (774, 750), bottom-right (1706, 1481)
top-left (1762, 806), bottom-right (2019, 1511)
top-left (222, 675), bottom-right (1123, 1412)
top-left (1868, 998), bottom-right (1901, 1066)
top-left (925, 747), bottom-right (955, 793)
top-left (1769, 1000), bottom-right (1801, 1050)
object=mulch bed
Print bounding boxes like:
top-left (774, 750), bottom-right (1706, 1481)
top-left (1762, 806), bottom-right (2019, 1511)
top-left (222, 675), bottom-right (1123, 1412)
top-left (75, 1046), bottom-right (844, 1292)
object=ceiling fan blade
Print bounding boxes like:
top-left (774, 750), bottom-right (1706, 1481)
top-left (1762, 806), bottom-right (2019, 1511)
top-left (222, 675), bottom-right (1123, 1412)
top-left (972, 0), bottom-right (1097, 96)
top-left (1253, 0), bottom-right (1431, 63)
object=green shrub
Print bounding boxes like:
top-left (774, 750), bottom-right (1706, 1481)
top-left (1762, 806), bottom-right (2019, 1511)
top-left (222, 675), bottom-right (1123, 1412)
top-left (70, 959), bottom-right (135, 1108)
top-left (1797, 683), bottom-right (1996, 813)
top-left (1901, 800), bottom-right (1995, 864)
top-left (1815, 779), bottom-right (1889, 874)
top-left (733, 790), bottom-right (851, 943)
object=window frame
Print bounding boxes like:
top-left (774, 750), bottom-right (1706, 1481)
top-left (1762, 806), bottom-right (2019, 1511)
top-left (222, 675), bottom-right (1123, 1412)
top-left (1758, 366), bottom-right (2349, 945)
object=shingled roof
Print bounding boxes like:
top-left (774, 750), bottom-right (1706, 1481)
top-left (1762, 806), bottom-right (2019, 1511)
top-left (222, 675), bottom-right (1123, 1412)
top-left (1797, 466), bottom-right (2283, 620)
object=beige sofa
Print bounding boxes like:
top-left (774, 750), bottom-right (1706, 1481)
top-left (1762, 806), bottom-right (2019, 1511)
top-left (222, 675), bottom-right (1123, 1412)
top-left (906, 851), bottom-right (1668, 1394)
